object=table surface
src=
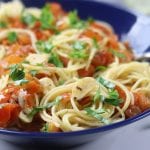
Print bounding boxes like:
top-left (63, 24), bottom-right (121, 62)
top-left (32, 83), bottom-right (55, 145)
top-left (1, 0), bottom-right (150, 150)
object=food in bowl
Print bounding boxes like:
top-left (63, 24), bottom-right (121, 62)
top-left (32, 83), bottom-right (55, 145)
top-left (0, 1), bottom-right (150, 133)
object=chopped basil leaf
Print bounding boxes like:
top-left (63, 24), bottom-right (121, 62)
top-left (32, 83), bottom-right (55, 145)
top-left (29, 70), bottom-right (38, 76)
top-left (22, 60), bottom-right (30, 64)
top-left (96, 66), bottom-right (107, 71)
top-left (97, 77), bottom-right (115, 89)
top-left (7, 32), bottom-right (18, 43)
top-left (93, 90), bottom-right (105, 103)
top-left (36, 40), bottom-right (54, 53)
top-left (87, 17), bottom-right (94, 23)
top-left (70, 50), bottom-right (88, 59)
top-left (21, 13), bottom-right (37, 27)
top-left (84, 107), bottom-right (109, 124)
top-left (9, 64), bottom-right (25, 81)
top-left (15, 79), bottom-right (29, 85)
top-left (40, 4), bottom-right (54, 30)
top-left (36, 63), bottom-right (44, 67)
top-left (0, 21), bottom-right (7, 28)
top-left (109, 49), bottom-right (126, 58)
top-left (105, 90), bottom-right (123, 106)
top-left (73, 41), bottom-right (86, 51)
top-left (93, 38), bottom-right (100, 49)
top-left (68, 10), bottom-right (86, 29)
top-left (41, 123), bottom-right (49, 132)
top-left (48, 53), bottom-right (63, 67)
top-left (58, 80), bottom-right (65, 86)
top-left (28, 96), bottom-right (62, 117)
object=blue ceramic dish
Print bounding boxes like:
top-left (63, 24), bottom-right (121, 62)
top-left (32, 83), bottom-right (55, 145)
top-left (1, 0), bottom-right (150, 148)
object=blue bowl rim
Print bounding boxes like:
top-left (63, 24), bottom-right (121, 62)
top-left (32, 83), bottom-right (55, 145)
top-left (0, 0), bottom-right (149, 138)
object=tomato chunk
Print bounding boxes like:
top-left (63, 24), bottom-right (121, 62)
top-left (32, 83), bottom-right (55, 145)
top-left (0, 104), bottom-right (21, 127)
top-left (92, 51), bottom-right (114, 67)
top-left (78, 65), bottom-right (95, 77)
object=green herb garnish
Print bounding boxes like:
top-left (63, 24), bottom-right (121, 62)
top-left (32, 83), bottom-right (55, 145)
top-left (70, 51), bottom-right (88, 59)
top-left (7, 32), bottom-right (18, 43)
top-left (104, 90), bottom-right (123, 106)
top-left (9, 64), bottom-right (25, 81)
top-left (0, 21), bottom-right (7, 28)
top-left (9, 64), bottom-right (28, 85)
top-left (29, 70), bottom-right (38, 77)
top-left (84, 107), bottom-right (109, 124)
top-left (36, 40), bottom-right (54, 53)
top-left (40, 4), bottom-right (54, 30)
top-left (93, 38), bottom-right (100, 49)
top-left (97, 77), bottom-right (115, 89)
top-left (96, 66), bottom-right (107, 71)
top-left (73, 41), bottom-right (86, 51)
top-left (29, 96), bottom-right (62, 117)
top-left (93, 90), bottom-right (105, 103)
top-left (41, 123), bottom-right (49, 132)
top-left (21, 13), bottom-right (37, 28)
top-left (68, 10), bottom-right (86, 29)
top-left (109, 49), bottom-right (126, 58)
top-left (15, 79), bottom-right (29, 85)
top-left (87, 17), bottom-right (94, 23)
top-left (48, 53), bottom-right (63, 67)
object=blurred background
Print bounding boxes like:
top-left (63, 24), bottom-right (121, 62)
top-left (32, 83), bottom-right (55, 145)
top-left (97, 0), bottom-right (150, 16)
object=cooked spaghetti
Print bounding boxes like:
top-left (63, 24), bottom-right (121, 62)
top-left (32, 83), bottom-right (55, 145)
top-left (0, 1), bottom-right (149, 132)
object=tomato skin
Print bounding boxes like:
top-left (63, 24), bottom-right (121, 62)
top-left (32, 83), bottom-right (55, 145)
top-left (59, 56), bottom-right (69, 67)
top-left (90, 22), bottom-right (113, 36)
top-left (134, 93), bottom-right (150, 112)
top-left (0, 104), bottom-right (21, 127)
top-left (24, 94), bottom-right (36, 108)
top-left (78, 97), bottom-right (91, 106)
top-left (125, 92), bottom-right (150, 118)
top-left (50, 3), bottom-right (65, 18)
top-left (78, 65), bottom-right (95, 77)
top-left (24, 80), bottom-right (43, 95)
top-left (7, 44), bottom-right (34, 57)
top-left (61, 93), bottom-right (71, 105)
top-left (0, 85), bottom-right (20, 104)
top-left (125, 105), bottom-right (141, 118)
top-left (81, 29), bottom-right (102, 41)
top-left (91, 51), bottom-right (114, 67)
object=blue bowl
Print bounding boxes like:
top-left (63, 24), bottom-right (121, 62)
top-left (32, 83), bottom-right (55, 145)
top-left (1, 0), bottom-right (150, 148)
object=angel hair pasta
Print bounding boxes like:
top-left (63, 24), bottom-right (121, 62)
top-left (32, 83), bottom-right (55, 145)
top-left (0, 1), bottom-right (150, 132)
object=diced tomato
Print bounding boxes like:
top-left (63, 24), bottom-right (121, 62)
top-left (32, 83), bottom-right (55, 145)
top-left (91, 51), bottom-right (114, 67)
top-left (24, 80), bottom-right (43, 95)
top-left (61, 93), bottom-right (71, 105)
top-left (119, 49), bottom-right (134, 62)
top-left (50, 3), bottom-right (65, 18)
top-left (78, 96), bottom-right (91, 106)
top-left (48, 123), bottom-right (61, 132)
top-left (106, 38), bottom-right (119, 49)
top-left (115, 86), bottom-right (126, 100)
top-left (78, 65), bottom-right (95, 77)
top-left (0, 84), bottom-right (20, 104)
top-left (18, 34), bottom-right (31, 45)
top-left (0, 104), bottom-right (21, 127)
top-left (9, 18), bottom-right (25, 28)
top-left (7, 44), bottom-right (35, 56)
top-left (125, 105), bottom-right (141, 118)
top-left (81, 29), bottom-right (102, 41)
top-left (59, 56), bottom-right (69, 67)
top-left (4, 55), bottom-right (23, 64)
top-left (90, 22), bottom-right (113, 36)
top-left (24, 94), bottom-right (36, 108)
top-left (134, 92), bottom-right (150, 112)
top-left (125, 92), bottom-right (150, 118)
top-left (35, 73), bottom-right (49, 79)
top-left (34, 29), bottom-right (53, 40)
